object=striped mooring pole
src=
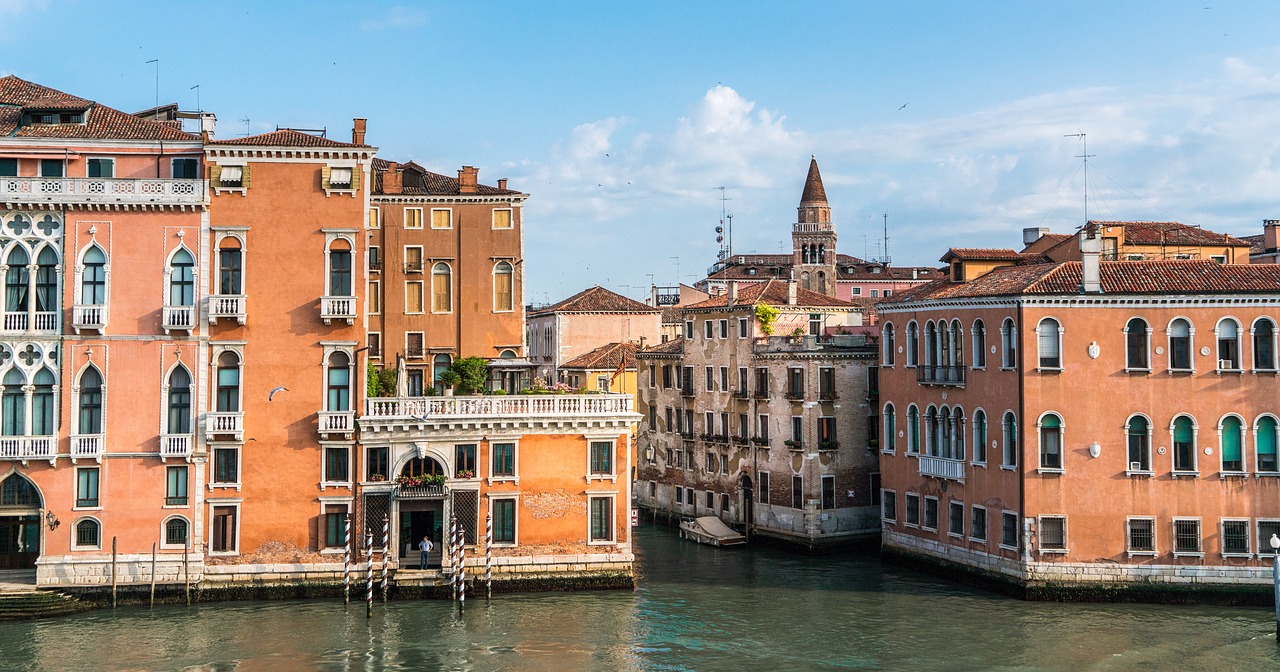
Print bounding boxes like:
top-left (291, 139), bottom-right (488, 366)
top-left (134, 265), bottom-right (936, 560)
top-left (380, 514), bottom-right (390, 603)
top-left (342, 514), bottom-right (351, 606)
top-left (484, 512), bottom-right (493, 601)
top-left (365, 529), bottom-right (373, 619)
top-left (449, 515), bottom-right (458, 602)
top-left (458, 528), bottom-right (467, 610)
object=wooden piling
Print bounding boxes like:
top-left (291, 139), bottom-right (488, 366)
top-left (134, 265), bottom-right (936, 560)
top-left (111, 537), bottom-right (118, 609)
top-left (149, 542), bottom-right (157, 608)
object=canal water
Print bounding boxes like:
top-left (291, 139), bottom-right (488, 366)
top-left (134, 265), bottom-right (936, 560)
top-left (3, 527), bottom-right (1279, 671)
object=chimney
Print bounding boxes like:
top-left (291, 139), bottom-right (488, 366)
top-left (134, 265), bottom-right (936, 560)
top-left (200, 112), bottom-right (217, 139)
top-left (458, 166), bottom-right (478, 194)
top-left (1265, 219), bottom-right (1280, 251)
top-left (1023, 226), bottom-right (1050, 246)
top-left (1080, 223), bottom-right (1102, 293)
top-left (787, 280), bottom-right (798, 305)
top-left (497, 178), bottom-right (508, 191)
top-left (382, 161), bottom-right (402, 195)
top-left (727, 282), bottom-right (738, 307)
top-left (352, 118), bottom-right (367, 145)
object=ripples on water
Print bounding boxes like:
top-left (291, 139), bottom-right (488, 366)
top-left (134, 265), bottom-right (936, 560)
top-left (3, 527), bottom-right (1280, 671)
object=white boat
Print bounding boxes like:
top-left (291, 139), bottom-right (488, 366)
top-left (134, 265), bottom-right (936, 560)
top-left (678, 516), bottom-right (746, 547)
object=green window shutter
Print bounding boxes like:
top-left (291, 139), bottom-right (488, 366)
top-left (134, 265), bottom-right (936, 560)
top-left (1173, 417), bottom-right (1193, 444)
top-left (1259, 418), bottom-right (1277, 456)
top-left (1222, 418), bottom-right (1242, 462)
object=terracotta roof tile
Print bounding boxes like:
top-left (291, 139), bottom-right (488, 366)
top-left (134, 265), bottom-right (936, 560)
top-left (531, 286), bottom-right (660, 315)
top-left (561, 342), bottom-right (639, 370)
top-left (1020, 233), bottom-right (1071, 254)
top-left (660, 306), bottom-right (684, 324)
top-left (1089, 220), bottom-right (1252, 247)
top-left (639, 337), bottom-right (685, 356)
top-left (0, 75), bottom-right (198, 142)
top-left (207, 128), bottom-right (364, 148)
top-left (941, 248), bottom-right (1024, 261)
top-left (371, 158), bottom-right (519, 196)
top-left (685, 278), bottom-right (858, 309)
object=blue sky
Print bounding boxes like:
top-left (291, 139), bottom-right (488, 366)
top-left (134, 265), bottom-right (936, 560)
top-left (5, 1), bottom-right (1280, 303)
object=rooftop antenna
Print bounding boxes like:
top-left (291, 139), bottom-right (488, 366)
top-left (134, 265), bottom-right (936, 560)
top-left (1064, 132), bottom-right (1094, 224)
top-left (714, 186), bottom-right (733, 258)
top-left (189, 84), bottom-right (200, 113)
top-left (145, 59), bottom-right (159, 110)
top-left (882, 213), bottom-right (891, 265)
top-left (239, 117), bottom-right (250, 136)
top-left (670, 256), bottom-right (679, 285)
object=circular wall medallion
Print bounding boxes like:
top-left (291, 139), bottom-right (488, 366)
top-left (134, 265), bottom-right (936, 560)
top-left (1200, 346), bottom-right (1211, 356)
top-left (1087, 342), bottom-right (1100, 359)
top-left (990, 345), bottom-right (997, 354)
top-left (897, 346), bottom-right (903, 353)
top-left (1154, 346), bottom-right (1164, 355)
top-left (1157, 446), bottom-right (1166, 455)
top-left (992, 440), bottom-right (998, 449)
top-left (899, 430), bottom-right (904, 438)
top-left (1088, 442), bottom-right (1101, 458)
top-left (1204, 446), bottom-right (1214, 455)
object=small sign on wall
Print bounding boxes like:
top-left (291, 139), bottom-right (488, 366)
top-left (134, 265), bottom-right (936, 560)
top-left (631, 508), bottom-right (640, 527)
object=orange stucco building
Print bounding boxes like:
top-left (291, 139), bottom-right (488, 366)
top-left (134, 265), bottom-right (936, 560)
top-left (878, 232), bottom-right (1280, 595)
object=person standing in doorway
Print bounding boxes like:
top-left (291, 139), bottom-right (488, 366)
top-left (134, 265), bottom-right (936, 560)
top-left (418, 535), bottom-right (433, 570)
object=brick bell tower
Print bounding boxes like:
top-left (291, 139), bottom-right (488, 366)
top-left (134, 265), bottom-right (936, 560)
top-left (792, 156), bottom-right (838, 296)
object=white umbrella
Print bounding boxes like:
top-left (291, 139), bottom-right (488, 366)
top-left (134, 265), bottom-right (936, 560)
top-left (396, 354), bottom-right (408, 398)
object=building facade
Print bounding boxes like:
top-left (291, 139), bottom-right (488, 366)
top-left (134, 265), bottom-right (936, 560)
top-left (526, 286), bottom-right (661, 385)
top-left (878, 237), bottom-right (1280, 593)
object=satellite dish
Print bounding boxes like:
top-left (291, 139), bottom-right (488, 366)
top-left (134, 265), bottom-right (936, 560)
top-left (716, 236), bottom-right (724, 243)
top-left (715, 226), bottom-right (724, 233)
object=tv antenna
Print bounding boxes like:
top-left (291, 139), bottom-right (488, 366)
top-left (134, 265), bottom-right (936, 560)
top-left (1064, 132), bottom-right (1094, 224)
top-left (714, 186), bottom-right (733, 258)
top-left (189, 84), bottom-right (201, 113)
top-left (145, 59), bottom-right (159, 110)
top-left (881, 213), bottom-right (891, 265)
top-left (239, 117), bottom-right (251, 136)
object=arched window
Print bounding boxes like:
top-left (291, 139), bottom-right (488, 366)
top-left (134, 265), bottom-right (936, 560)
top-left (953, 407), bottom-right (966, 461)
top-left (1253, 318), bottom-right (1277, 371)
top-left (31, 368), bottom-right (54, 436)
top-left (432, 262), bottom-right (452, 312)
top-left (906, 321), bottom-right (919, 367)
top-left (1220, 415), bottom-right (1244, 473)
top-left (924, 405), bottom-right (938, 456)
top-left (78, 367), bottom-right (103, 435)
top-left (924, 321), bottom-right (937, 369)
top-left (1171, 415), bottom-right (1196, 472)
top-left (882, 323), bottom-right (896, 366)
top-left (164, 517), bottom-right (189, 548)
top-left (433, 354), bottom-right (452, 386)
top-left (0, 473), bottom-right (40, 506)
top-left (973, 409), bottom-right (988, 463)
top-left (34, 247), bottom-right (57, 314)
top-left (499, 349), bottom-right (517, 359)
top-left (327, 352), bottom-right (351, 411)
top-left (1037, 318), bottom-right (1061, 369)
top-left (950, 320), bottom-right (963, 368)
top-left (493, 261), bottom-right (514, 312)
top-left (1125, 318), bottom-right (1149, 370)
top-left (81, 246), bottom-right (107, 305)
top-left (74, 518), bottom-right (101, 549)
top-left (907, 405), bottom-right (920, 454)
top-left (328, 241), bottom-right (352, 297)
top-left (883, 403), bottom-right (896, 452)
top-left (1168, 318), bottom-right (1192, 371)
top-left (218, 240), bottom-right (243, 295)
top-left (1257, 416), bottom-right (1278, 473)
top-left (1002, 411), bottom-right (1018, 467)
top-left (5, 247), bottom-right (29, 313)
top-left (1217, 318), bottom-right (1241, 370)
top-left (167, 367), bottom-right (192, 434)
top-left (1001, 318), bottom-right (1017, 368)
top-left (168, 249), bottom-right (195, 307)
top-left (400, 456), bottom-right (445, 479)
top-left (972, 320), bottom-right (986, 368)
top-left (2, 369), bottom-right (24, 436)
top-left (939, 407), bottom-right (952, 458)
top-left (1127, 415), bottom-right (1151, 472)
top-left (216, 352), bottom-right (241, 413)
top-left (1039, 413), bottom-right (1062, 470)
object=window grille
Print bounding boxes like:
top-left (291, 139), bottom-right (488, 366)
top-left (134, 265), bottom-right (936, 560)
top-left (1128, 518), bottom-right (1155, 552)
top-left (452, 490), bottom-right (479, 546)
top-left (1174, 520), bottom-right (1201, 553)
top-left (1040, 516), bottom-right (1066, 550)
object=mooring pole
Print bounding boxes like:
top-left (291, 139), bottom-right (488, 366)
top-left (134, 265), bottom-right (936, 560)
top-left (183, 545), bottom-right (190, 607)
top-left (381, 514), bottom-right (389, 603)
top-left (449, 515), bottom-right (458, 602)
top-left (458, 529), bottom-right (466, 611)
top-left (365, 529), bottom-right (373, 619)
top-left (484, 513), bottom-right (493, 601)
top-left (111, 536), bottom-right (118, 609)
top-left (149, 542), bottom-right (157, 608)
top-left (1271, 533), bottom-right (1280, 642)
top-left (342, 513), bottom-right (351, 606)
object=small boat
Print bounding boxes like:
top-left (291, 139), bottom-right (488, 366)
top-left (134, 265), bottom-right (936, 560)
top-left (678, 516), bottom-right (746, 547)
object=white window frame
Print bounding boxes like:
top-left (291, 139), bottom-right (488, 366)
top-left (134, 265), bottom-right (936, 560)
top-left (704, 320), bottom-right (714, 339)
top-left (586, 491), bottom-right (617, 546)
top-left (323, 163), bottom-right (356, 195)
top-left (881, 488), bottom-right (896, 523)
top-left (487, 494), bottom-right (520, 547)
top-left (430, 262), bottom-right (453, 314)
top-left (322, 231), bottom-right (358, 298)
top-left (1000, 318), bottom-right (1017, 369)
top-left (1125, 413), bottom-right (1154, 476)
top-left (1001, 410), bottom-right (1018, 470)
top-left (210, 444), bottom-right (243, 490)
top-left (969, 505), bottom-right (988, 543)
top-left (484, 437), bottom-right (520, 485)
top-left (1215, 317), bottom-right (1243, 372)
top-left (1036, 411), bottom-right (1064, 475)
top-left (1252, 317), bottom-right (1279, 372)
top-left (922, 495), bottom-right (939, 532)
top-left (214, 163), bottom-right (246, 194)
top-left (75, 242), bottom-right (111, 313)
top-left (906, 320), bottom-right (919, 368)
top-left (971, 319), bottom-right (986, 369)
top-left (73, 465), bottom-right (102, 511)
top-left (368, 206), bottom-right (380, 229)
top-left (971, 407), bottom-right (988, 466)
top-left (1166, 316), bottom-right (1196, 373)
top-left (1038, 514), bottom-right (1067, 554)
top-left (1169, 414), bottom-right (1199, 476)
top-left (430, 208), bottom-right (452, 230)
top-left (320, 442), bottom-right (353, 489)
top-left (1035, 317), bottom-right (1063, 371)
top-left (999, 510), bottom-right (1019, 551)
top-left (585, 435), bottom-right (618, 482)
top-left (882, 402), bottom-right (896, 454)
top-left (317, 498), bottom-right (353, 554)
top-left (1220, 518), bottom-right (1252, 558)
top-left (1260, 520), bottom-right (1280, 558)
top-left (1124, 316), bottom-right (1152, 372)
top-left (948, 500), bottom-right (965, 539)
top-left (1172, 517), bottom-right (1204, 558)
top-left (405, 280), bottom-right (425, 314)
top-left (367, 280), bottom-right (381, 315)
top-left (903, 492), bottom-right (920, 529)
top-left (208, 500), bottom-right (243, 556)
top-left (159, 514), bottom-right (192, 551)
top-left (492, 208), bottom-right (514, 230)
top-left (70, 515), bottom-right (103, 551)
top-left (403, 244), bottom-right (425, 274)
top-left (403, 207), bottom-right (424, 230)
top-left (1125, 516), bottom-right (1157, 557)
top-left (493, 260), bottom-right (516, 313)
top-left (738, 318), bottom-right (748, 338)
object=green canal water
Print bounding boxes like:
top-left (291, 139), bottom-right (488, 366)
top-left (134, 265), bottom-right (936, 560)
top-left (3, 527), bottom-right (1279, 671)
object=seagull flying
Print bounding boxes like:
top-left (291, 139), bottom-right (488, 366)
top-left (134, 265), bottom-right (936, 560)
top-left (898, 103), bottom-right (909, 111)
top-left (269, 386), bottom-right (289, 401)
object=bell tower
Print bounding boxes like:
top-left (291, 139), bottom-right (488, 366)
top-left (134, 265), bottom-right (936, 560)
top-left (792, 156), bottom-right (838, 296)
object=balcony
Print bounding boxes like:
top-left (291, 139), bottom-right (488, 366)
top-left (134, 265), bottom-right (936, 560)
top-left (916, 365), bottom-right (966, 387)
top-left (160, 434), bottom-right (192, 460)
top-left (205, 412), bottom-right (244, 442)
top-left (394, 483), bottom-right (446, 499)
top-left (0, 176), bottom-right (206, 206)
top-left (785, 389), bottom-right (805, 401)
top-left (2, 311), bottom-right (58, 333)
top-left (680, 386), bottom-right (696, 398)
top-left (70, 434), bottom-right (104, 463)
top-left (209, 295), bottom-right (246, 325)
top-left (403, 260), bottom-right (424, 274)
top-left (732, 389), bottom-right (750, 399)
top-left (321, 296), bottom-right (356, 326)
top-left (919, 455), bottom-right (966, 481)
top-left (162, 305), bottom-right (195, 333)
top-left (364, 394), bottom-right (636, 425)
top-left (319, 410), bottom-right (355, 439)
top-left (0, 436), bottom-right (55, 464)
top-left (72, 305), bottom-right (108, 333)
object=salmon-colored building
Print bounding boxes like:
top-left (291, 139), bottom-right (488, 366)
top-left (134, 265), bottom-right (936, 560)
top-left (527, 286), bottom-right (662, 385)
top-left (878, 230), bottom-right (1280, 595)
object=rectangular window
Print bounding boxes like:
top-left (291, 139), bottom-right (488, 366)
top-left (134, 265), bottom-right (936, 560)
top-left (737, 367), bottom-right (748, 395)
top-left (405, 281), bottom-right (424, 313)
top-left (1173, 519), bottom-right (1201, 554)
top-left (719, 367), bottom-right (728, 392)
top-left (720, 413), bottom-right (729, 437)
top-left (40, 159), bottom-right (64, 177)
top-left (881, 489), bottom-right (896, 522)
top-left (738, 318), bottom-right (748, 338)
top-left (368, 246), bottom-right (381, 272)
top-left (404, 246), bottom-right (424, 273)
top-left (368, 207), bottom-right (380, 229)
top-left (431, 208), bottom-right (452, 229)
top-left (492, 209), bottom-right (513, 229)
top-left (406, 333), bottom-right (425, 359)
top-left (324, 447), bottom-right (349, 483)
top-left (1127, 517), bottom-right (1155, 553)
top-left (666, 407), bottom-right (674, 433)
top-left (404, 207), bottom-right (423, 229)
top-left (705, 491), bottom-right (714, 509)
top-left (758, 471), bottom-right (770, 505)
top-left (870, 289), bottom-right (879, 298)
top-left (493, 498), bottom-right (516, 543)
top-left (1001, 512), bottom-right (1019, 549)
top-left (819, 367), bottom-right (836, 399)
top-left (165, 466), bottom-right (188, 506)
top-left (791, 475), bottom-right (803, 509)
top-left (675, 487), bottom-right (683, 504)
top-left (757, 414), bottom-right (770, 441)
top-left (589, 496), bottom-right (614, 542)
top-left (590, 441), bottom-right (613, 475)
top-left (455, 444), bottom-right (477, 478)
top-left (821, 475), bottom-right (835, 510)
top-left (787, 368), bottom-right (804, 398)
top-left (706, 452), bottom-right (717, 473)
top-left (923, 497), bottom-right (939, 530)
top-left (719, 319), bottom-right (728, 338)
top-left (367, 282), bottom-right (381, 314)
top-left (212, 506), bottom-right (237, 553)
top-left (1261, 521), bottom-right (1280, 556)
top-left (367, 446), bottom-right (388, 481)
top-left (328, 166), bottom-right (353, 188)
top-left (648, 365), bottom-right (656, 388)
top-left (905, 493), bottom-right (920, 526)
top-left (172, 158), bottom-right (198, 179)
top-left (705, 366), bottom-right (714, 392)
top-left (1040, 516), bottom-right (1066, 551)
top-left (704, 320), bottom-right (714, 338)
top-left (0, 158), bottom-right (16, 177)
top-left (755, 368), bottom-right (769, 397)
top-left (324, 504), bottom-right (348, 549)
top-left (213, 447), bottom-right (238, 484)
top-left (818, 417), bottom-right (837, 445)
top-left (970, 506), bottom-right (987, 541)
top-left (949, 501), bottom-right (964, 537)
top-left (809, 313), bottom-right (822, 335)
top-left (738, 414), bottom-right (748, 440)
top-left (720, 452), bottom-right (728, 475)
top-left (791, 416), bottom-right (803, 443)
top-left (704, 412), bottom-right (714, 435)
top-left (76, 467), bottom-right (99, 508)
top-left (1222, 520), bottom-right (1250, 555)
top-left (87, 157), bottom-right (115, 178)
top-left (684, 321), bottom-right (693, 338)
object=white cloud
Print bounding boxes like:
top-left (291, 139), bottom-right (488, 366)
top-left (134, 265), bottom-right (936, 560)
top-left (359, 5), bottom-right (427, 32)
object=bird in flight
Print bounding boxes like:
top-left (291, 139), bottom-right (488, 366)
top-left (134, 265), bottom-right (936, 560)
top-left (269, 386), bottom-right (289, 401)
top-left (898, 103), bottom-right (909, 111)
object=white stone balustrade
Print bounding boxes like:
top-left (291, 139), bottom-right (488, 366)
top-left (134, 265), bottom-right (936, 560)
top-left (0, 177), bottom-right (206, 206)
top-left (918, 455), bottom-right (966, 481)
top-left (364, 394), bottom-right (635, 421)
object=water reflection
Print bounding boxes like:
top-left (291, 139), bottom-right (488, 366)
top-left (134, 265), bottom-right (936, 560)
top-left (3, 528), bottom-right (1280, 671)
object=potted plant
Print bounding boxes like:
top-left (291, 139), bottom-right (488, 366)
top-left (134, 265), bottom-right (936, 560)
top-left (437, 370), bottom-right (461, 396)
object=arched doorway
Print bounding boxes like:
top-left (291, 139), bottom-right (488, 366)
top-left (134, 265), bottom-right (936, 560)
top-left (397, 456), bottom-right (446, 568)
top-left (0, 473), bottom-right (42, 569)
top-left (738, 473), bottom-right (754, 536)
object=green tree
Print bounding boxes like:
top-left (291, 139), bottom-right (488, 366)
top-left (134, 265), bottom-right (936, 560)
top-left (449, 356), bottom-right (489, 394)
top-left (755, 302), bottom-right (780, 336)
